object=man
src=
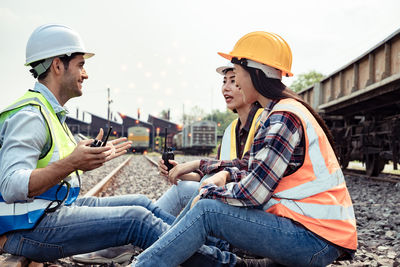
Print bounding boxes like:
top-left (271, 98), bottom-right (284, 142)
top-left (0, 24), bottom-right (175, 262)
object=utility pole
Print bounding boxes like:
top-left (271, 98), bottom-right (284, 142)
top-left (107, 88), bottom-right (113, 129)
top-left (182, 104), bottom-right (185, 125)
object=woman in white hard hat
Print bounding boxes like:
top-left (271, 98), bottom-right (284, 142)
top-left (130, 32), bottom-right (357, 267)
top-left (155, 64), bottom-right (262, 215)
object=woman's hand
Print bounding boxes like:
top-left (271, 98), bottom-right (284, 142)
top-left (190, 171), bottom-right (230, 209)
top-left (200, 171), bottom-right (229, 189)
top-left (168, 160), bottom-right (200, 185)
top-left (158, 158), bottom-right (178, 178)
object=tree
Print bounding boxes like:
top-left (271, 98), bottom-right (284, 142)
top-left (203, 109), bottom-right (237, 135)
top-left (181, 105), bottom-right (206, 125)
top-left (290, 70), bottom-right (324, 92)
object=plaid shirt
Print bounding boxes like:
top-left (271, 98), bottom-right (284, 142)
top-left (199, 100), bottom-right (305, 207)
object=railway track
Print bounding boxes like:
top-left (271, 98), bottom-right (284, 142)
top-left (0, 156), bottom-right (133, 267)
top-left (144, 154), bottom-right (158, 167)
top-left (2, 155), bottom-right (399, 266)
top-left (84, 155), bottom-right (133, 197)
top-left (344, 168), bottom-right (400, 183)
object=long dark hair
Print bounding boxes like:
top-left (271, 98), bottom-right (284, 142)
top-left (239, 62), bottom-right (337, 156)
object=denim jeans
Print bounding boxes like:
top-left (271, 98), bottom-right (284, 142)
top-left (135, 199), bottom-right (342, 267)
top-left (155, 180), bottom-right (199, 217)
top-left (172, 174), bottom-right (212, 226)
top-left (3, 194), bottom-right (174, 262)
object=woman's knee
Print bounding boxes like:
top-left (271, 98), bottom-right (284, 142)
top-left (192, 198), bottom-right (212, 210)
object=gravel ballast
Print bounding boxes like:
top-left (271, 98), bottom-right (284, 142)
top-left (1, 155), bottom-right (399, 266)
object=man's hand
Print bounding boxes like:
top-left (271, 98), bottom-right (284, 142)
top-left (105, 137), bottom-right (131, 161)
top-left (28, 138), bottom-right (113, 197)
top-left (94, 128), bottom-right (131, 161)
top-left (67, 139), bottom-right (112, 171)
top-left (95, 128), bottom-right (104, 141)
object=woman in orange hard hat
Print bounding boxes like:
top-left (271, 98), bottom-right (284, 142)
top-left (131, 32), bottom-right (357, 267)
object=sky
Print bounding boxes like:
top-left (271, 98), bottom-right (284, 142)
top-left (1, 0), bottom-right (400, 125)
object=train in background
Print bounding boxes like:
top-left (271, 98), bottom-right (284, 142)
top-left (173, 120), bottom-right (217, 154)
top-left (298, 28), bottom-right (400, 176)
top-left (127, 126), bottom-right (150, 153)
top-left (66, 111), bottom-right (218, 155)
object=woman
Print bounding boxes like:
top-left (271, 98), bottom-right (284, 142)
top-left (131, 31), bottom-right (357, 267)
top-left (155, 64), bottom-right (263, 216)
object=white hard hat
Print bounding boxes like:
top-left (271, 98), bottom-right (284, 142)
top-left (216, 63), bottom-right (234, 75)
top-left (25, 24), bottom-right (94, 67)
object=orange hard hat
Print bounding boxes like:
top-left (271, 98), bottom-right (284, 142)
top-left (218, 31), bottom-right (293, 77)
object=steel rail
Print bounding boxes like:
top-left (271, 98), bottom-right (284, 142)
top-left (343, 169), bottom-right (400, 183)
top-left (144, 154), bottom-right (158, 167)
top-left (84, 155), bottom-right (133, 197)
top-left (0, 156), bottom-right (133, 266)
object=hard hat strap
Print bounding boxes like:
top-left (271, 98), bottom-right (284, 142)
top-left (231, 57), bottom-right (282, 80)
top-left (32, 57), bottom-right (54, 77)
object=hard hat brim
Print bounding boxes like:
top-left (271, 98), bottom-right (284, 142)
top-left (216, 65), bottom-right (234, 75)
top-left (218, 51), bottom-right (293, 77)
top-left (218, 52), bottom-right (233, 61)
top-left (84, 53), bottom-right (95, 59)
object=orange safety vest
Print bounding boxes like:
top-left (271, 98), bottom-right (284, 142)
top-left (263, 98), bottom-right (357, 250)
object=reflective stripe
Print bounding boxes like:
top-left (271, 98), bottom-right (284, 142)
top-left (263, 99), bottom-right (357, 249)
top-left (220, 109), bottom-right (264, 160)
top-left (264, 198), bottom-right (355, 220)
top-left (2, 97), bottom-right (49, 113)
top-left (269, 103), bottom-right (342, 199)
top-left (2, 96), bottom-right (56, 168)
top-left (220, 120), bottom-right (236, 160)
top-left (242, 109), bottom-right (263, 158)
top-left (0, 91), bottom-right (80, 234)
top-left (0, 198), bottom-right (51, 216)
top-left (274, 169), bottom-right (344, 199)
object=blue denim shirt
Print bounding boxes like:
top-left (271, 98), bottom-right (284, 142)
top-left (0, 82), bottom-right (68, 203)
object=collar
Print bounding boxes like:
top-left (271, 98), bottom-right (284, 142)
top-left (33, 82), bottom-right (68, 123)
top-left (240, 103), bottom-right (262, 133)
top-left (264, 99), bottom-right (278, 114)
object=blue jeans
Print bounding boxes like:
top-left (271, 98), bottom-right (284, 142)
top-left (3, 194), bottom-right (174, 262)
top-left (135, 199), bottom-right (342, 267)
top-left (155, 179), bottom-right (234, 267)
top-left (155, 180), bottom-right (199, 217)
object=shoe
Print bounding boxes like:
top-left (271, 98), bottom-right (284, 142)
top-left (72, 244), bottom-right (136, 264)
top-left (235, 257), bottom-right (285, 267)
